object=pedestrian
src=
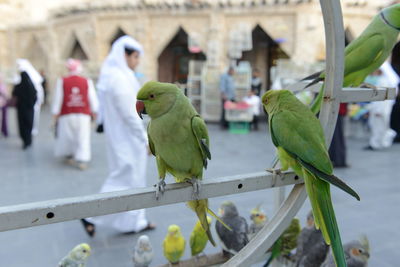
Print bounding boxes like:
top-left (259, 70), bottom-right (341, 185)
top-left (328, 103), bottom-right (349, 167)
top-left (15, 59), bottom-right (44, 136)
top-left (12, 65), bottom-right (37, 149)
top-left (364, 62), bottom-right (399, 150)
top-left (251, 68), bottom-right (262, 96)
top-left (0, 74), bottom-right (9, 137)
top-left (81, 36), bottom-right (155, 236)
top-left (243, 89), bottom-right (261, 131)
top-left (220, 66), bottom-right (236, 129)
top-left (52, 59), bottom-right (99, 170)
top-left (39, 69), bottom-right (48, 106)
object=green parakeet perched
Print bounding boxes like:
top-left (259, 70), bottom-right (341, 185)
top-left (163, 224), bottom-right (186, 264)
top-left (295, 211), bottom-right (329, 267)
top-left (322, 236), bottom-right (370, 267)
top-left (136, 81), bottom-right (230, 247)
top-left (305, 3), bottom-right (400, 114)
top-left (215, 201), bottom-right (249, 256)
top-left (263, 218), bottom-right (301, 267)
top-left (248, 203), bottom-right (268, 240)
top-left (262, 89), bottom-right (360, 267)
top-left (190, 216), bottom-right (212, 256)
top-left (58, 243), bottom-right (91, 267)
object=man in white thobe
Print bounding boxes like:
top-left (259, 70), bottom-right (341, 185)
top-left (365, 61), bottom-right (399, 150)
top-left (52, 59), bottom-right (99, 169)
top-left (82, 36), bottom-right (154, 235)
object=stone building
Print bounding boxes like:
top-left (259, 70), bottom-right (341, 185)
top-left (0, 0), bottom-right (398, 120)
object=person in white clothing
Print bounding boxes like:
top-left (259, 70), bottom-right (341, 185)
top-left (52, 59), bottom-right (99, 170)
top-left (15, 59), bottom-right (44, 136)
top-left (81, 35), bottom-right (155, 236)
top-left (365, 62), bottom-right (399, 150)
top-left (243, 89), bottom-right (261, 130)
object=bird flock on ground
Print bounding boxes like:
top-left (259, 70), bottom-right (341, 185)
top-left (59, 3), bottom-right (400, 267)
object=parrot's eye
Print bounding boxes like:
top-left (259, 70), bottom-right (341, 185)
top-left (149, 94), bottom-right (155, 99)
top-left (82, 250), bottom-right (86, 253)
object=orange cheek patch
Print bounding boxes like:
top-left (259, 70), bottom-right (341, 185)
top-left (351, 248), bottom-right (361, 256)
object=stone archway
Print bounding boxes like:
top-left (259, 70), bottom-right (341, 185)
top-left (24, 35), bottom-right (48, 73)
top-left (345, 27), bottom-right (354, 46)
top-left (62, 33), bottom-right (89, 60)
top-left (240, 25), bottom-right (289, 92)
top-left (157, 27), bottom-right (206, 84)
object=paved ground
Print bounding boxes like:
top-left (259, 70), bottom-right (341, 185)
top-left (0, 108), bottom-right (399, 267)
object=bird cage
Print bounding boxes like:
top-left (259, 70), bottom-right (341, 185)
top-left (0, 1), bottom-right (396, 267)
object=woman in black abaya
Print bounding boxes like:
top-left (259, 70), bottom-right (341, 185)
top-left (12, 71), bottom-right (37, 149)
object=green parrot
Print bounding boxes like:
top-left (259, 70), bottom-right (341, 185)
top-left (262, 89), bottom-right (360, 267)
top-left (136, 81), bottom-right (230, 247)
top-left (163, 224), bottom-right (186, 264)
top-left (58, 243), bottom-right (91, 267)
top-left (305, 3), bottom-right (400, 114)
top-left (263, 218), bottom-right (301, 267)
top-left (190, 216), bottom-right (212, 257)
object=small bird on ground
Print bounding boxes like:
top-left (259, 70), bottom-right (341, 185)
top-left (58, 243), bottom-right (91, 267)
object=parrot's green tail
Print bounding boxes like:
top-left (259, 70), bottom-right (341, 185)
top-left (303, 170), bottom-right (347, 267)
top-left (310, 84), bottom-right (324, 115)
top-left (187, 199), bottom-right (219, 247)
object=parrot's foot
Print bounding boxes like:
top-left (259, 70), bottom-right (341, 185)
top-left (155, 179), bottom-right (166, 200)
top-left (360, 82), bottom-right (378, 96)
top-left (266, 168), bottom-right (282, 176)
top-left (188, 178), bottom-right (201, 199)
top-left (266, 168), bottom-right (283, 187)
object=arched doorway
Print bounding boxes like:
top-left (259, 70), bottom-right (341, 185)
top-left (157, 27), bottom-right (206, 84)
top-left (65, 35), bottom-right (89, 60)
top-left (240, 25), bottom-right (289, 91)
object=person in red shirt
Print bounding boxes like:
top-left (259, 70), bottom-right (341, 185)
top-left (52, 59), bottom-right (99, 170)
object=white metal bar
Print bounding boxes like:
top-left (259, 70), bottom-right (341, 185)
top-left (0, 172), bottom-right (302, 232)
top-left (224, 0), bottom-right (345, 265)
top-left (287, 81), bottom-right (396, 103)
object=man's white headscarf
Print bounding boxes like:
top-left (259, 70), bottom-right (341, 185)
top-left (97, 35), bottom-right (144, 93)
top-left (15, 59), bottom-right (43, 85)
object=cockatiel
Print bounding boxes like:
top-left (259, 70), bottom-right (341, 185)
top-left (322, 236), bottom-right (370, 267)
top-left (248, 203), bottom-right (268, 240)
top-left (295, 211), bottom-right (329, 267)
top-left (305, 3), bottom-right (400, 114)
top-left (262, 89), bottom-right (360, 267)
top-left (136, 81), bottom-right (230, 247)
top-left (58, 243), bottom-right (91, 267)
top-left (190, 216), bottom-right (212, 257)
top-left (133, 235), bottom-right (154, 267)
top-left (215, 201), bottom-right (248, 256)
top-left (163, 224), bottom-right (186, 264)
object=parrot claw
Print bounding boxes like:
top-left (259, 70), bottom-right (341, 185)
top-left (155, 179), bottom-right (166, 200)
top-left (266, 168), bottom-right (283, 187)
top-left (360, 82), bottom-right (379, 96)
top-left (188, 178), bottom-right (201, 199)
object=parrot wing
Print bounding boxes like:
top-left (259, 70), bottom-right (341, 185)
top-left (342, 33), bottom-right (385, 79)
top-left (270, 111), bottom-right (360, 200)
top-left (191, 115), bottom-right (211, 169)
top-left (147, 123), bottom-right (156, 156)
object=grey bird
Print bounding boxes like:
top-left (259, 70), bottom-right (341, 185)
top-left (295, 211), bottom-right (329, 267)
top-left (321, 236), bottom-right (370, 267)
top-left (133, 235), bottom-right (154, 267)
top-left (215, 201), bottom-right (249, 256)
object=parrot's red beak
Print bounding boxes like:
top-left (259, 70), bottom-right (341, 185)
top-left (136, 100), bottom-right (146, 120)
